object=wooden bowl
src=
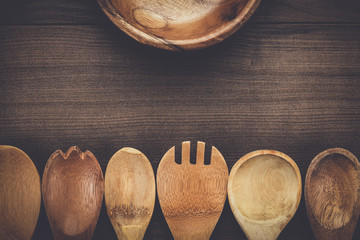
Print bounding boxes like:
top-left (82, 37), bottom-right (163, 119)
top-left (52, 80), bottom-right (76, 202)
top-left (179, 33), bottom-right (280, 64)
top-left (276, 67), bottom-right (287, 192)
top-left (305, 148), bottom-right (360, 240)
top-left (228, 150), bottom-right (302, 240)
top-left (97, 0), bottom-right (261, 50)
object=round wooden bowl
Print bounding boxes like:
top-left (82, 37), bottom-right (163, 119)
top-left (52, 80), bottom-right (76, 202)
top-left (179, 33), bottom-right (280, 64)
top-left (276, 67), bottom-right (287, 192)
top-left (228, 150), bottom-right (302, 240)
top-left (97, 0), bottom-right (261, 50)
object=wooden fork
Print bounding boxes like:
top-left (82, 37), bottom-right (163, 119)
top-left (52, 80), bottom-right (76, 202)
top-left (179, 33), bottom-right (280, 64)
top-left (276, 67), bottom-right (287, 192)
top-left (157, 141), bottom-right (228, 240)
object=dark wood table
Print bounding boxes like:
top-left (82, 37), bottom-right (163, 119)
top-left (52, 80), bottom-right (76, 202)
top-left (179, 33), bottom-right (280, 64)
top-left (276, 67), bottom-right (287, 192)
top-left (1, 0), bottom-right (360, 239)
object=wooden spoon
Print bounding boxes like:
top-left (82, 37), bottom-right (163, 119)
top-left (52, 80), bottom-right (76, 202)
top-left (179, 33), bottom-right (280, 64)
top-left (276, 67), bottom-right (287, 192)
top-left (0, 145), bottom-right (41, 240)
top-left (42, 146), bottom-right (104, 240)
top-left (97, 0), bottom-right (261, 50)
top-left (157, 141), bottom-right (228, 239)
top-left (305, 148), bottom-right (360, 240)
top-left (105, 147), bottom-right (155, 240)
top-left (228, 150), bottom-right (302, 240)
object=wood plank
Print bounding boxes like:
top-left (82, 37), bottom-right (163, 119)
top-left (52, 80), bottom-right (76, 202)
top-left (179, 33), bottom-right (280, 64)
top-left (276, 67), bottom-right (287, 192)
top-left (1, 0), bottom-right (360, 26)
top-left (0, 23), bottom-right (360, 239)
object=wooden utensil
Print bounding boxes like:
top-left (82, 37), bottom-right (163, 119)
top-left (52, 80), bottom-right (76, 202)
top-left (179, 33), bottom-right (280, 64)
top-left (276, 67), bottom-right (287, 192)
top-left (105, 147), bottom-right (155, 240)
top-left (228, 150), bottom-right (302, 240)
top-left (97, 0), bottom-right (261, 50)
top-left (157, 141), bottom-right (228, 239)
top-left (305, 148), bottom-right (360, 240)
top-left (42, 146), bottom-right (104, 240)
top-left (0, 145), bottom-right (41, 240)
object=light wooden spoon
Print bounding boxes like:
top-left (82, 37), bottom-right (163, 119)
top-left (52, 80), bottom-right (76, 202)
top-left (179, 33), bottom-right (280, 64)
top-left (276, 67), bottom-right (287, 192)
top-left (157, 141), bottom-right (228, 240)
top-left (305, 148), bottom-right (360, 240)
top-left (42, 146), bottom-right (104, 240)
top-left (105, 147), bottom-right (155, 240)
top-left (0, 145), bottom-right (41, 240)
top-left (228, 150), bottom-right (302, 240)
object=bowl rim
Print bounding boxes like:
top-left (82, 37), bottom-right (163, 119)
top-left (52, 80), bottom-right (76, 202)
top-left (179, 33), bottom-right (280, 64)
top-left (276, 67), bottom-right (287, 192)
top-left (97, 0), bottom-right (261, 50)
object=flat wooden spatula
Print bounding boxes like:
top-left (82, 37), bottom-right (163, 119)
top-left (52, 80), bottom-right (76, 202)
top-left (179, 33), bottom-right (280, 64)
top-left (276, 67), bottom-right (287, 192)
top-left (157, 141), bottom-right (228, 240)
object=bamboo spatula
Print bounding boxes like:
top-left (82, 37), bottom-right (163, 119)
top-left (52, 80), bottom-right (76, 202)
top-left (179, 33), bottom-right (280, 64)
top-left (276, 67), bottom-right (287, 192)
top-left (157, 141), bottom-right (228, 240)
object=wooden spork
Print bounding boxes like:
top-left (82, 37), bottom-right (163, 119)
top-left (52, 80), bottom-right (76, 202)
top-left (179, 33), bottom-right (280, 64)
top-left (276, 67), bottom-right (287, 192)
top-left (157, 141), bottom-right (228, 240)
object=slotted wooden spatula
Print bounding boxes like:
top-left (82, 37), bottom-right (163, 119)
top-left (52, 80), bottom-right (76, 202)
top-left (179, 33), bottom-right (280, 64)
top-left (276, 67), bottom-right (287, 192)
top-left (157, 141), bottom-right (228, 240)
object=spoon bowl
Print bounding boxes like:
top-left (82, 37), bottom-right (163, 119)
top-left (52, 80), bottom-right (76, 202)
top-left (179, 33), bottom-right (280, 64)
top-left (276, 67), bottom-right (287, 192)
top-left (105, 147), bottom-right (155, 240)
top-left (0, 145), bottom-right (41, 240)
top-left (42, 146), bottom-right (104, 240)
top-left (98, 0), bottom-right (261, 50)
top-left (228, 150), bottom-right (302, 240)
top-left (305, 148), bottom-right (360, 240)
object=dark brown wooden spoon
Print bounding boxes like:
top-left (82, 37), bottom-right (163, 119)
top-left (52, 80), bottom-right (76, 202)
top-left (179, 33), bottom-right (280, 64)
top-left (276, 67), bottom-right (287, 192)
top-left (42, 146), bottom-right (104, 240)
top-left (305, 148), bottom-right (360, 240)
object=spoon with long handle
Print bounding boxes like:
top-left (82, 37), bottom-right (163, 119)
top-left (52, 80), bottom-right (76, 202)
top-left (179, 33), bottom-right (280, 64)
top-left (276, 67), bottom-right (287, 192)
top-left (305, 148), bottom-right (360, 240)
top-left (0, 145), bottom-right (41, 240)
top-left (42, 146), bottom-right (104, 240)
top-left (105, 147), bottom-right (155, 240)
top-left (228, 150), bottom-right (302, 240)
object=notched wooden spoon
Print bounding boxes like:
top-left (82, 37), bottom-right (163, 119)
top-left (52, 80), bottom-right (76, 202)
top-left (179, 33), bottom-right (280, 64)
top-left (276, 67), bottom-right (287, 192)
top-left (42, 146), bottom-right (104, 240)
top-left (105, 147), bottom-right (155, 240)
top-left (0, 145), bottom-right (41, 240)
top-left (228, 150), bottom-right (302, 240)
top-left (305, 148), bottom-right (360, 240)
top-left (157, 141), bottom-right (228, 240)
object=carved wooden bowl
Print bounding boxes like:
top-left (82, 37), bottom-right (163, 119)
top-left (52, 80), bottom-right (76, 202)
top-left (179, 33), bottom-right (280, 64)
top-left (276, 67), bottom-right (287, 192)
top-left (97, 0), bottom-right (261, 50)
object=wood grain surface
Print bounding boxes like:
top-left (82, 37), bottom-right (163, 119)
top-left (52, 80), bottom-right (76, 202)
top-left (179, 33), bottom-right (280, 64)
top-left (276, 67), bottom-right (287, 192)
top-left (97, 0), bottom-right (260, 50)
top-left (105, 147), bottom-right (155, 240)
top-left (42, 147), bottom-right (104, 239)
top-left (0, 0), bottom-right (360, 239)
top-left (228, 150), bottom-right (302, 240)
top-left (0, 145), bottom-right (41, 240)
top-left (157, 141), bottom-right (228, 239)
top-left (305, 148), bottom-right (360, 240)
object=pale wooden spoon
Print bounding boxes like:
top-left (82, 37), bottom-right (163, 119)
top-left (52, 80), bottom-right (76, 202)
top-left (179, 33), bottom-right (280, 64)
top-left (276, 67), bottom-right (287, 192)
top-left (105, 147), bottom-right (155, 240)
top-left (0, 145), bottom-right (41, 240)
top-left (42, 146), bottom-right (104, 240)
top-left (157, 141), bottom-right (228, 240)
top-left (305, 148), bottom-right (360, 240)
top-left (228, 150), bottom-right (302, 240)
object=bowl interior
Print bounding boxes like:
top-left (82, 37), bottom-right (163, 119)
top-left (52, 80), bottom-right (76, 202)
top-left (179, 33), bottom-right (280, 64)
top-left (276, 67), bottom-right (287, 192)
top-left (231, 154), bottom-right (300, 223)
top-left (109, 0), bottom-right (250, 41)
top-left (307, 153), bottom-right (358, 230)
